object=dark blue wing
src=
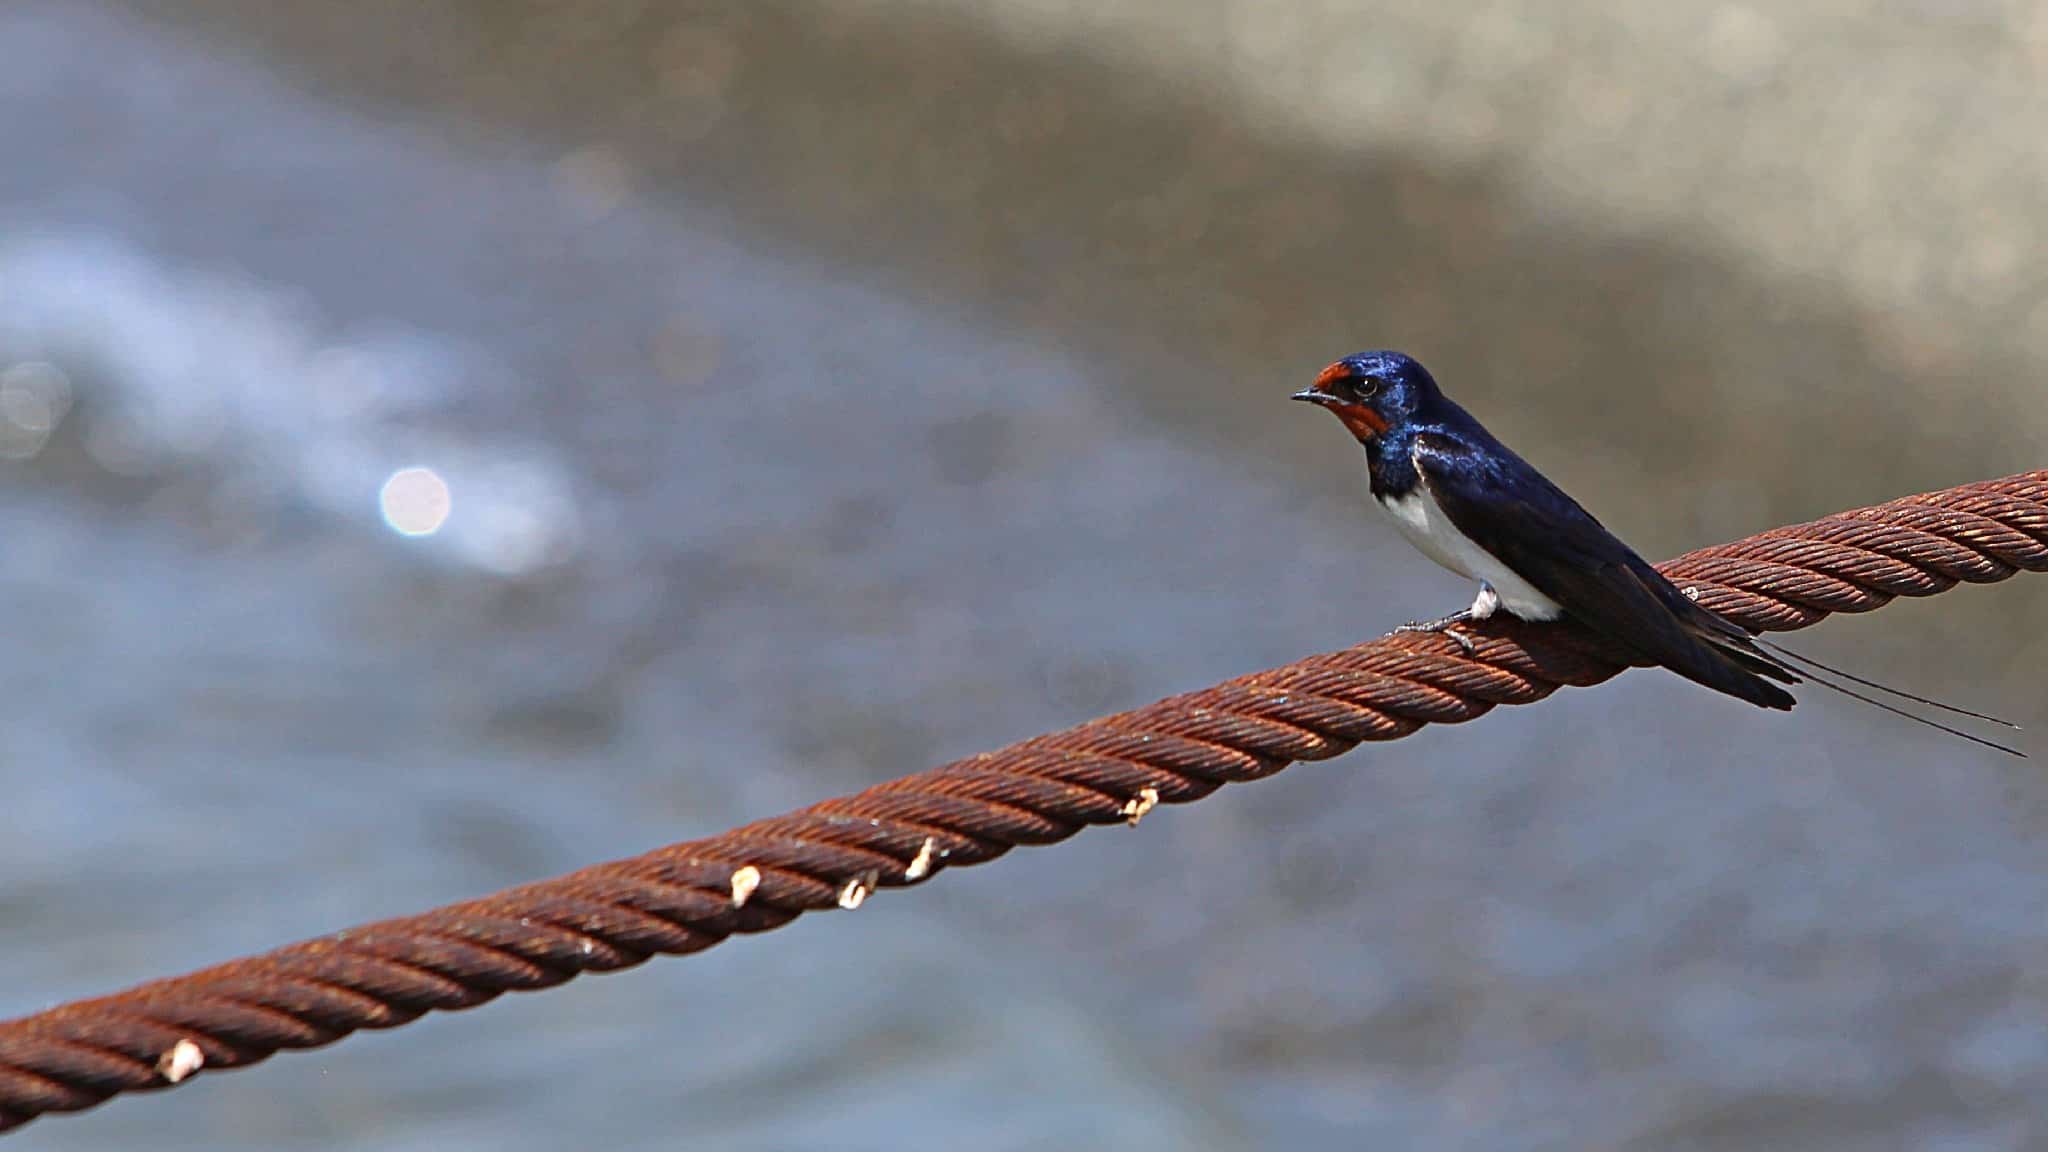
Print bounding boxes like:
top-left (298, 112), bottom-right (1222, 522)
top-left (1409, 430), bottom-right (1795, 710)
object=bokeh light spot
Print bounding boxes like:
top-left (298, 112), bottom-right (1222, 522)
top-left (379, 466), bottom-right (452, 537)
top-left (0, 361), bottom-right (74, 460)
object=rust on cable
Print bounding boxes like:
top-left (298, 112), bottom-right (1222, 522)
top-left (1, 470), bottom-right (2044, 1135)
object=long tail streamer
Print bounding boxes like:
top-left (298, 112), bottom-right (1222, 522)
top-left (1752, 637), bottom-right (2022, 727)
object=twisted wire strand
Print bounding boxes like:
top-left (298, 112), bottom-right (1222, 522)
top-left (3, 470), bottom-right (2044, 1133)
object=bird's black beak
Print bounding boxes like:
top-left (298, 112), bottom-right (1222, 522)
top-left (1296, 362), bottom-right (1361, 407)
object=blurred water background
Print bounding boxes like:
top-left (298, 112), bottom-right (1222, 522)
top-left (3, 2), bottom-right (2047, 1148)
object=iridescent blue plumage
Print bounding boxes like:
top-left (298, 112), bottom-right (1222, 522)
top-left (1295, 351), bottom-right (1798, 709)
top-left (1295, 351), bottom-right (2026, 753)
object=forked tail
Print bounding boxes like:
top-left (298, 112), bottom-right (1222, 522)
top-left (1744, 637), bottom-right (2025, 758)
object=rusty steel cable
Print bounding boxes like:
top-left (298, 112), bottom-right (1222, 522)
top-left (2, 469), bottom-right (2045, 1133)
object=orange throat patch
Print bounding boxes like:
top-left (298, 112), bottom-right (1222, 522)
top-left (1336, 405), bottom-right (1389, 440)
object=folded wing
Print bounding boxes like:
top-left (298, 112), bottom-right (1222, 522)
top-left (1409, 431), bottom-right (1796, 710)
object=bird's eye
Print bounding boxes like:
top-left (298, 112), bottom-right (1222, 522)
top-left (1352, 378), bottom-right (1380, 400)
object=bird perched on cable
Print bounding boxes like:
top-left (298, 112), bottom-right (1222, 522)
top-left (1292, 350), bottom-right (2021, 754)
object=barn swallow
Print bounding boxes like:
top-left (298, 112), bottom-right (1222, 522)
top-left (1293, 350), bottom-right (2022, 754)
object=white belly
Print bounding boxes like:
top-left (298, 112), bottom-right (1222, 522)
top-left (1377, 489), bottom-right (1564, 621)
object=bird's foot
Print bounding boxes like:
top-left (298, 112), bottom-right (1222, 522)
top-left (1396, 610), bottom-right (1479, 656)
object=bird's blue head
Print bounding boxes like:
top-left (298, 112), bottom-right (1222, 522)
top-left (1290, 350), bottom-right (1441, 443)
